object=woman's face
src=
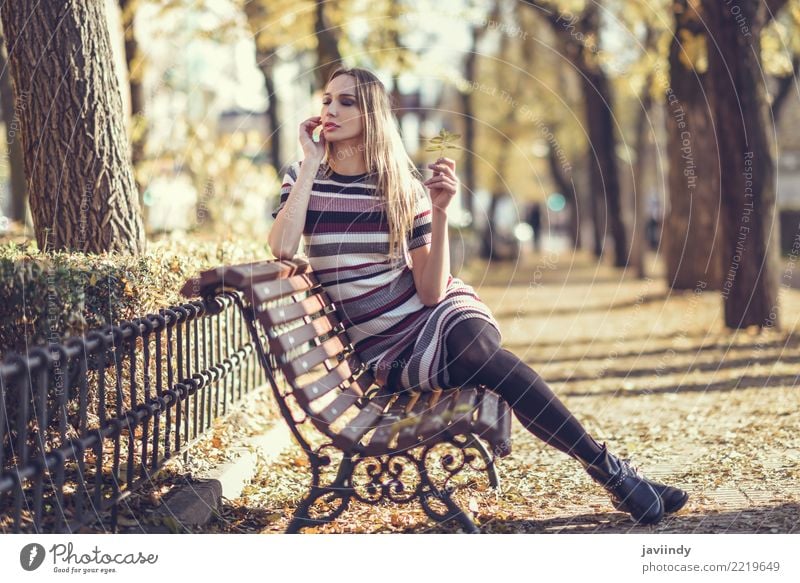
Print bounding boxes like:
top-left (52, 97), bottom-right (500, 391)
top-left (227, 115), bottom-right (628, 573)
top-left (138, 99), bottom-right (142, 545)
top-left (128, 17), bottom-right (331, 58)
top-left (321, 74), bottom-right (364, 144)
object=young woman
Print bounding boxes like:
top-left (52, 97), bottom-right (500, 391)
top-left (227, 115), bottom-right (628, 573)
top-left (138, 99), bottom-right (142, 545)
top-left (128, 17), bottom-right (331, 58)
top-left (268, 66), bottom-right (688, 526)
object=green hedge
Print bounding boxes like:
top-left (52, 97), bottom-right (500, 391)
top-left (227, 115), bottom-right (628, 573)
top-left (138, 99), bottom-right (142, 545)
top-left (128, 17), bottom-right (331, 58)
top-left (0, 236), bottom-right (271, 358)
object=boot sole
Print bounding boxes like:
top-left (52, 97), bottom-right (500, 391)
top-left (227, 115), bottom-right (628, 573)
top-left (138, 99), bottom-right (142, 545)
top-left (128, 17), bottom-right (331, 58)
top-left (613, 492), bottom-right (687, 517)
top-left (610, 496), bottom-right (664, 524)
top-left (664, 491), bottom-right (689, 514)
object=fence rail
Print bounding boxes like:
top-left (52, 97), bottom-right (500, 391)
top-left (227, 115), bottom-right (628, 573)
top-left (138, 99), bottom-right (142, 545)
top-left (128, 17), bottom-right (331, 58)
top-left (0, 291), bottom-right (268, 533)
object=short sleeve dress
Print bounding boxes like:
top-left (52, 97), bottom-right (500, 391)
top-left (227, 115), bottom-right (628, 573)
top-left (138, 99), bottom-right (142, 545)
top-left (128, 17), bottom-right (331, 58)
top-left (271, 159), bottom-right (503, 393)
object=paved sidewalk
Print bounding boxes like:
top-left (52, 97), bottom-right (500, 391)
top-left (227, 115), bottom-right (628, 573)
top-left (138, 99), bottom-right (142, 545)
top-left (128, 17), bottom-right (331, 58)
top-left (205, 249), bottom-right (800, 533)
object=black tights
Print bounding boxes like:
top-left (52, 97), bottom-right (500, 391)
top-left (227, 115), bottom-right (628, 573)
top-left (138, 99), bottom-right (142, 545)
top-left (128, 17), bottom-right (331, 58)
top-left (391, 318), bottom-right (605, 466)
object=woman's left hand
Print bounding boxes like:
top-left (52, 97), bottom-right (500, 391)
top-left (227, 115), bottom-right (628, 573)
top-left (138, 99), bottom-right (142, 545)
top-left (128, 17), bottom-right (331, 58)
top-left (424, 157), bottom-right (459, 213)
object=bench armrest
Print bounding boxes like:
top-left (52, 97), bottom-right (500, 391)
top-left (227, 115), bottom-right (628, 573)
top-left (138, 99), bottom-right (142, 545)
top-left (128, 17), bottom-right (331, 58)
top-left (180, 257), bottom-right (311, 299)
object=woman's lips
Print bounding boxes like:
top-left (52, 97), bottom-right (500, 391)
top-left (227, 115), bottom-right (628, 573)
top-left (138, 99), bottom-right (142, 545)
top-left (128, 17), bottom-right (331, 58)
top-left (324, 123), bottom-right (339, 130)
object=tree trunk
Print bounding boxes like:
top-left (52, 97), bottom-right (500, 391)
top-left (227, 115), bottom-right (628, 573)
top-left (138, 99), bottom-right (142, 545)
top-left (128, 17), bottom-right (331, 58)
top-left (460, 27), bottom-right (479, 222)
top-left (546, 142), bottom-right (581, 249)
top-left (314, 0), bottom-right (342, 90)
top-left (481, 192), bottom-right (503, 260)
top-left (663, 0), bottom-right (724, 290)
top-left (0, 0), bottom-right (145, 254)
top-left (263, 66), bottom-right (281, 170)
top-left (630, 79), bottom-right (653, 279)
top-left (482, 132), bottom-right (512, 260)
top-left (252, 46), bottom-right (281, 171)
top-left (530, 2), bottom-right (628, 266)
top-left (242, 2), bottom-right (282, 170)
top-left (703, 1), bottom-right (780, 329)
top-left (581, 66), bottom-right (628, 266)
top-left (0, 22), bottom-right (26, 223)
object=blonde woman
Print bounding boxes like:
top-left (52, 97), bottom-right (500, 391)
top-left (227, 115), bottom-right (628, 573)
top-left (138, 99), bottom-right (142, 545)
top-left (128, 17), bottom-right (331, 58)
top-left (268, 66), bottom-right (688, 526)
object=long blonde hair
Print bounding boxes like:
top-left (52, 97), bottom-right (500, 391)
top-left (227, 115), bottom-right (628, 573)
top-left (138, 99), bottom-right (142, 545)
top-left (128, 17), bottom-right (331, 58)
top-left (320, 66), bottom-right (422, 267)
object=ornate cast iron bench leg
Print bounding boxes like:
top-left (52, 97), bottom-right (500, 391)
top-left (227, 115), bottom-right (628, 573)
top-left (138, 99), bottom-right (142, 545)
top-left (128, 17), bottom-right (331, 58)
top-left (461, 433), bottom-right (501, 489)
top-left (286, 449), bottom-right (356, 534)
top-left (418, 477), bottom-right (481, 534)
top-left (416, 434), bottom-right (493, 533)
top-left (342, 434), bottom-right (495, 534)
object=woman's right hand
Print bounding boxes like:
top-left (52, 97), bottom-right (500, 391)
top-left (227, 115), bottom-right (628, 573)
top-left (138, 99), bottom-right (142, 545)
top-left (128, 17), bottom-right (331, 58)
top-left (300, 116), bottom-right (326, 161)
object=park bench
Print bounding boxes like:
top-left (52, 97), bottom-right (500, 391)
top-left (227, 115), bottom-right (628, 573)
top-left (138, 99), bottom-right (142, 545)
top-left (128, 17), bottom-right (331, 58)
top-left (180, 257), bottom-right (512, 533)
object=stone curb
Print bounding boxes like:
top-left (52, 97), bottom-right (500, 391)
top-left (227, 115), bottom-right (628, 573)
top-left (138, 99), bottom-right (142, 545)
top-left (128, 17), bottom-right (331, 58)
top-left (153, 421), bottom-right (293, 531)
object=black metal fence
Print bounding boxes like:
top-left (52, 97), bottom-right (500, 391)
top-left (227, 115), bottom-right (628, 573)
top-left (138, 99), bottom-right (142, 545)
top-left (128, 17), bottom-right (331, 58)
top-left (0, 291), bottom-right (267, 533)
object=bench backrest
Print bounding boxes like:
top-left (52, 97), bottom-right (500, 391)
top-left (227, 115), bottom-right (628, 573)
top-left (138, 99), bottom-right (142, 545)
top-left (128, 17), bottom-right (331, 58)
top-left (180, 258), bottom-right (384, 450)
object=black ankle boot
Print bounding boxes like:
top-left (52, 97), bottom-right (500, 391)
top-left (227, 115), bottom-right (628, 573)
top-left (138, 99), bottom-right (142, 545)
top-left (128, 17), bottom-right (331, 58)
top-left (581, 443), bottom-right (664, 525)
top-left (634, 476), bottom-right (689, 515)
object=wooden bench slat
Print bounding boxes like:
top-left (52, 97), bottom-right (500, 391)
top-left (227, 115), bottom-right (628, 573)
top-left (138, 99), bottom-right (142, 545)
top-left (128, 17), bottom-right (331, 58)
top-left (294, 358), bottom-right (356, 408)
top-left (396, 392), bottom-right (434, 449)
top-left (284, 331), bottom-right (351, 380)
top-left (333, 387), bottom-right (396, 452)
top-left (260, 293), bottom-right (329, 327)
top-left (316, 387), bottom-right (362, 425)
top-left (363, 393), bottom-right (413, 456)
top-left (265, 310), bottom-right (342, 355)
top-left (416, 389), bottom-right (459, 442)
top-left (350, 365), bottom-right (374, 394)
top-left (251, 274), bottom-right (318, 305)
top-left (226, 260), bottom-right (310, 289)
top-left (449, 387), bottom-right (480, 436)
top-left (180, 259), bottom-right (311, 297)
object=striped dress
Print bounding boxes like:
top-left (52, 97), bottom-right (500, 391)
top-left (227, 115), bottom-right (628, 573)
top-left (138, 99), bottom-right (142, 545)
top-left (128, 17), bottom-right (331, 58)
top-left (271, 159), bottom-right (503, 393)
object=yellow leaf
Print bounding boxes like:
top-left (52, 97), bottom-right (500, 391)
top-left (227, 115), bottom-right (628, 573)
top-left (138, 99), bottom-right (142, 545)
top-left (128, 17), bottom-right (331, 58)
top-left (678, 29), bottom-right (708, 74)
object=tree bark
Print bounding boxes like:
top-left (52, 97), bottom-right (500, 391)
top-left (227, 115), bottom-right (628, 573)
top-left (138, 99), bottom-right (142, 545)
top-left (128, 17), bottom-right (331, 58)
top-left (703, 1), bottom-right (780, 329)
top-left (263, 65), bottom-right (281, 170)
top-left (580, 63), bottom-right (627, 266)
top-left (0, 0), bottom-right (145, 254)
top-left (630, 76), bottom-right (653, 280)
top-left (663, 0), bottom-right (724, 290)
top-left (314, 0), bottom-right (342, 90)
top-left (253, 47), bottom-right (281, 170)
